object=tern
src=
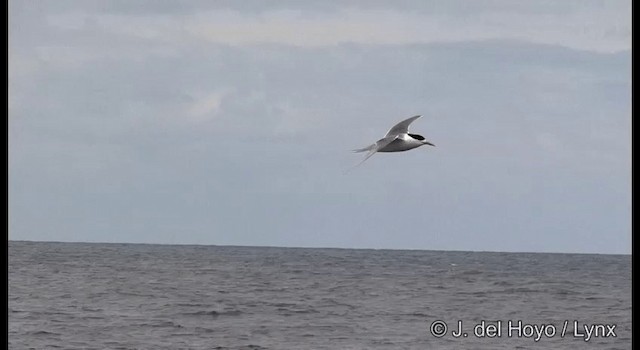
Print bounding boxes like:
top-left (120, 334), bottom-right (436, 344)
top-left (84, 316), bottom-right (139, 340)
top-left (352, 115), bottom-right (435, 166)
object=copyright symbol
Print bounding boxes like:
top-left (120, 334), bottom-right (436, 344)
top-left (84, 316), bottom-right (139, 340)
top-left (430, 320), bottom-right (448, 337)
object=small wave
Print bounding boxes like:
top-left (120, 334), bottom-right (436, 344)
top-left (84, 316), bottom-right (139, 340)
top-left (183, 310), bottom-right (242, 317)
top-left (277, 307), bottom-right (319, 315)
top-left (152, 321), bottom-right (183, 328)
top-left (236, 345), bottom-right (269, 350)
top-left (28, 330), bottom-right (61, 336)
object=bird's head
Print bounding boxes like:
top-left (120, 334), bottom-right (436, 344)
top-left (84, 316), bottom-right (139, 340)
top-left (408, 133), bottom-right (435, 147)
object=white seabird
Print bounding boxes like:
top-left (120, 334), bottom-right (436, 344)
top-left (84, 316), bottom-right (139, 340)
top-left (352, 115), bottom-right (435, 166)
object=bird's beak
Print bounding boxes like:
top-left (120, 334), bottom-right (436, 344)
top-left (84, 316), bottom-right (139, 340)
top-left (424, 141), bottom-right (435, 147)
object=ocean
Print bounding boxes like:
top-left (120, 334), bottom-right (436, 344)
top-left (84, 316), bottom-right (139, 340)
top-left (8, 241), bottom-right (631, 349)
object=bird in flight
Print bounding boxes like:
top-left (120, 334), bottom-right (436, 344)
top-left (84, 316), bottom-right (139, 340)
top-left (352, 115), bottom-right (435, 167)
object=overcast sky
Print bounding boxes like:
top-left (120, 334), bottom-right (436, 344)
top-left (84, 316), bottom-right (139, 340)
top-left (9, 1), bottom-right (631, 254)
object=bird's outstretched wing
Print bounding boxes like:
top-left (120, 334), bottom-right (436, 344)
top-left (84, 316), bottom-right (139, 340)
top-left (385, 115), bottom-right (422, 137)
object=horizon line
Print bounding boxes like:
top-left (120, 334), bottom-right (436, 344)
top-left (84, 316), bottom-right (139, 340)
top-left (7, 239), bottom-right (630, 256)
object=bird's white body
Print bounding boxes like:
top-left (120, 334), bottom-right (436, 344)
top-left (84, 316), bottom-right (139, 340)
top-left (378, 134), bottom-right (426, 152)
top-left (352, 115), bottom-right (434, 166)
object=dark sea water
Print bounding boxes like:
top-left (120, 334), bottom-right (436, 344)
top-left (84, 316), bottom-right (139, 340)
top-left (8, 241), bottom-right (631, 349)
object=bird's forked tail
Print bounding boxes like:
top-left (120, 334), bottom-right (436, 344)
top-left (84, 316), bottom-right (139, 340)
top-left (352, 144), bottom-right (375, 153)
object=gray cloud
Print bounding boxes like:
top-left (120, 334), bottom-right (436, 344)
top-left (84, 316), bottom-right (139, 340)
top-left (9, 1), bottom-right (630, 253)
